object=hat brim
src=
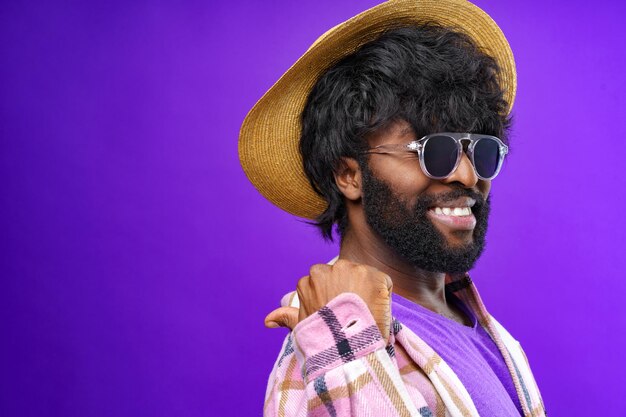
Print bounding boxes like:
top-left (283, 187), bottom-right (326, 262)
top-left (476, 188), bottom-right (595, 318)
top-left (239, 0), bottom-right (516, 220)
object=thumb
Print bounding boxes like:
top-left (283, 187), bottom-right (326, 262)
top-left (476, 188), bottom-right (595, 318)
top-left (264, 306), bottom-right (299, 330)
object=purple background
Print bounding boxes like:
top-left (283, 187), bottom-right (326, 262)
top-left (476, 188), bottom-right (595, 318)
top-left (1, 0), bottom-right (625, 416)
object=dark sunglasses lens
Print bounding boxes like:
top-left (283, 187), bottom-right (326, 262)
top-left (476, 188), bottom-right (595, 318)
top-left (473, 138), bottom-right (501, 178)
top-left (423, 135), bottom-right (458, 177)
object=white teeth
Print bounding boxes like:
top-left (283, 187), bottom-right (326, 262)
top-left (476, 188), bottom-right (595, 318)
top-left (433, 207), bottom-right (472, 217)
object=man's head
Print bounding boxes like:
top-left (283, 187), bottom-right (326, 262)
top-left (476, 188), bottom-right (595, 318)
top-left (299, 24), bottom-right (510, 272)
top-left (239, 1), bottom-right (516, 273)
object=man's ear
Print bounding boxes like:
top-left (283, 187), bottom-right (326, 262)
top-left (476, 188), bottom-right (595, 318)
top-left (334, 158), bottom-right (362, 201)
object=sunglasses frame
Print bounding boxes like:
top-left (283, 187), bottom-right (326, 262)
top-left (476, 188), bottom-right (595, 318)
top-left (364, 132), bottom-right (509, 181)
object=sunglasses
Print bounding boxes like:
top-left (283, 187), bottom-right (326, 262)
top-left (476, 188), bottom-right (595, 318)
top-left (363, 133), bottom-right (509, 180)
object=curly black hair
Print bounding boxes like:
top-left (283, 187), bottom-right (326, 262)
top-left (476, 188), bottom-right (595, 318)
top-left (299, 24), bottom-right (511, 241)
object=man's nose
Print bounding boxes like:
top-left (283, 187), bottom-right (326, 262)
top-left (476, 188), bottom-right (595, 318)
top-left (441, 152), bottom-right (478, 188)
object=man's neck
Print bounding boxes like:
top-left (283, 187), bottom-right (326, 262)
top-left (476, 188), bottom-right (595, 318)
top-left (338, 221), bottom-right (468, 324)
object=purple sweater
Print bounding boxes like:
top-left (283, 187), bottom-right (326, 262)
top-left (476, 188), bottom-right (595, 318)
top-left (392, 291), bottom-right (523, 416)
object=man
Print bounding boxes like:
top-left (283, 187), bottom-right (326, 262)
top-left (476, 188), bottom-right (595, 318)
top-left (239, 0), bottom-right (545, 416)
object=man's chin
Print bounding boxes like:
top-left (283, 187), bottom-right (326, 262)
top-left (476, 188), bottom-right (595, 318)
top-left (446, 231), bottom-right (477, 247)
top-left (429, 220), bottom-right (476, 246)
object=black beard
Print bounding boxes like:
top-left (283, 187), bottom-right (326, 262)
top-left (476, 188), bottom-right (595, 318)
top-left (361, 163), bottom-right (490, 274)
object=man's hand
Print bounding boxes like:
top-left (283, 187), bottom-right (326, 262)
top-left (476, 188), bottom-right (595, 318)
top-left (264, 260), bottom-right (393, 341)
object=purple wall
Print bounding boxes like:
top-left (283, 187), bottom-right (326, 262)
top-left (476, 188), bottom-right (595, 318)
top-left (1, 0), bottom-right (625, 415)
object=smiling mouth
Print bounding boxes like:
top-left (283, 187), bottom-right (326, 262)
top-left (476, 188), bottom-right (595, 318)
top-left (431, 206), bottom-right (472, 216)
top-left (426, 198), bottom-right (477, 231)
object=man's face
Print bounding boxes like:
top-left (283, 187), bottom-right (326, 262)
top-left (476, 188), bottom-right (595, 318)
top-left (360, 120), bottom-right (492, 273)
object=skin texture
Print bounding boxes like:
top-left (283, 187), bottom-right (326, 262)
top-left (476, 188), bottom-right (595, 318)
top-left (265, 119), bottom-right (491, 337)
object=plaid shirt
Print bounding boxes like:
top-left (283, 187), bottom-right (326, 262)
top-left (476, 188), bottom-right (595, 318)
top-left (264, 274), bottom-right (546, 417)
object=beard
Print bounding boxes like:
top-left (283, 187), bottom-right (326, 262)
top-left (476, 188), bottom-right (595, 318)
top-left (360, 163), bottom-right (490, 273)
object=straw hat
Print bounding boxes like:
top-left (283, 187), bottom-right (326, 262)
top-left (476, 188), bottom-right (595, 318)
top-left (239, 0), bottom-right (516, 220)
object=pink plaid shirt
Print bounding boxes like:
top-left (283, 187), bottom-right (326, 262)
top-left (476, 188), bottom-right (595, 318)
top-left (264, 274), bottom-right (546, 417)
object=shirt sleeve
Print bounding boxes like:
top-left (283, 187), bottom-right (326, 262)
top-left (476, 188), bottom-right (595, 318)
top-left (263, 293), bottom-right (432, 416)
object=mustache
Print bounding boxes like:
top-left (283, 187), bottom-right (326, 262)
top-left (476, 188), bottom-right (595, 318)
top-left (413, 188), bottom-right (487, 212)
